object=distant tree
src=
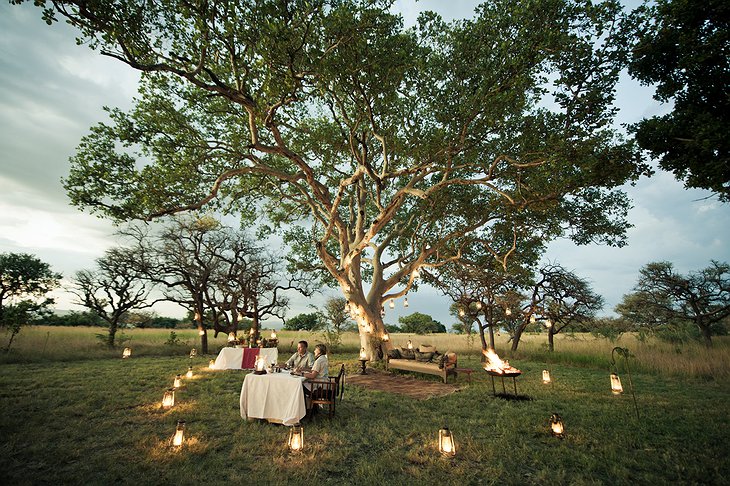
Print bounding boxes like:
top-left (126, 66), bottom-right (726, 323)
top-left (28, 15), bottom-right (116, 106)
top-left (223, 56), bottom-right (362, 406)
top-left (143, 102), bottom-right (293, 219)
top-left (0, 253), bottom-right (61, 351)
top-left (629, 0), bottom-right (729, 200)
top-left (616, 261), bottom-right (730, 347)
top-left (590, 317), bottom-right (635, 342)
top-left (398, 312), bottom-right (446, 334)
top-left (72, 247), bottom-right (161, 347)
top-left (538, 264), bottom-right (604, 351)
top-left (34, 310), bottom-right (105, 327)
top-left (314, 297), bottom-right (355, 351)
top-left (384, 323), bottom-right (402, 334)
top-left (283, 313), bottom-right (322, 332)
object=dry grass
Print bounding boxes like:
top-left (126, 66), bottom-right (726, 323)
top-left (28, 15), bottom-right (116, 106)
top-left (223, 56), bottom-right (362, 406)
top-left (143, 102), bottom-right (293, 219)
top-left (3, 326), bottom-right (729, 380)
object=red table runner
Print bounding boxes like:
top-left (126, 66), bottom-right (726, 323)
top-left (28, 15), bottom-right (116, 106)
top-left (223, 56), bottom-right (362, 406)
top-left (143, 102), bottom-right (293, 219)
top-left (241, 347), bottom-right (261, 369)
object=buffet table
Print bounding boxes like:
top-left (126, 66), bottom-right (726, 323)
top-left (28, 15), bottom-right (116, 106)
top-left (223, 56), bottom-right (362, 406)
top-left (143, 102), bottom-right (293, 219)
top-left (239, 371), bottom-right (307, 426)
top-left (214, 347), bottom-right (279, 370)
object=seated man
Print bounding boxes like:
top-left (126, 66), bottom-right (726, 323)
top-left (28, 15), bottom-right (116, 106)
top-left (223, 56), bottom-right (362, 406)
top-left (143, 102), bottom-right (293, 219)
top-left (285, 340), bottom-right (314, 371)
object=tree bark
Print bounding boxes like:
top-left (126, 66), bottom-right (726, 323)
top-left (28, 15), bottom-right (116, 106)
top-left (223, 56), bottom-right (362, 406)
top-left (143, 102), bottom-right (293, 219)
top-left (548, 328), bottom-right (555, 352)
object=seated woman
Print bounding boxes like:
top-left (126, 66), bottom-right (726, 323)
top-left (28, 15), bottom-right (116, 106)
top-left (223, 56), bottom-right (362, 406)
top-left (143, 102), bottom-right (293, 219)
top-left (301, 344), bottom-right (328, 380)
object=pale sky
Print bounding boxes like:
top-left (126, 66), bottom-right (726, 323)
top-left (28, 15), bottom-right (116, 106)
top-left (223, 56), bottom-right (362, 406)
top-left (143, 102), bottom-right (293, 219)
top-left (1, 1), bottom-right (728, 328)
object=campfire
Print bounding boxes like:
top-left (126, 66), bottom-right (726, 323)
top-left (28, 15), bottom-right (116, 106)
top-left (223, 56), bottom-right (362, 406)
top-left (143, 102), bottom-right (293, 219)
top-left (483, 348), bottom-right (521, 375)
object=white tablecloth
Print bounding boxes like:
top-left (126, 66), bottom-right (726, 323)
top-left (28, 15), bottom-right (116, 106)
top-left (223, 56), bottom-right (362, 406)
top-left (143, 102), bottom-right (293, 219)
top-left (239, 372), bottom-right (306, 426)
top-left (214, 347), bottom-right (279, 370)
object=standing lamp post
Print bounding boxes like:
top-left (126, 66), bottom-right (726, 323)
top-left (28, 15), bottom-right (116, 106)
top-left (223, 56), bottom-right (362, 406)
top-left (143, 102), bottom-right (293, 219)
top-left (610, 347), bottom-right (639, 419)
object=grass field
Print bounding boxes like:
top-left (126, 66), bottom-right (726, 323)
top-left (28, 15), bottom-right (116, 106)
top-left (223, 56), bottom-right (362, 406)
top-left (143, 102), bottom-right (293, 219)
top-left (1, 326), bottom-right (729, 484)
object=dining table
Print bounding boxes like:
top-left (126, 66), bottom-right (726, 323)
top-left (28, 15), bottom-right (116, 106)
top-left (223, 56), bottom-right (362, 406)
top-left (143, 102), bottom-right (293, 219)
top-left (213, 347), bottom-right (279, 370)
top-left (239, 370), bottom-right (307, 426)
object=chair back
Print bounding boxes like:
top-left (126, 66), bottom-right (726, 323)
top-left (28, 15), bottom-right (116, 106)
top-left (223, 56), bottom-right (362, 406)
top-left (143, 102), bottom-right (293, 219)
top-left (309, 379), bottom-right (337, 418)
top-left (334, 364), bottom-right (345, 402)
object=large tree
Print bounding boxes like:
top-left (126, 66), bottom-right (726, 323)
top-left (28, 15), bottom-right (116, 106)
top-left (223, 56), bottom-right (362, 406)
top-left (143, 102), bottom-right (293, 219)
top-left (22, 0), bottom-right (647, 359)
top-left (0, 253), bottom-right (61, 351)
top-left (629, 0), bottom-right (729, 200)
top-left (616, 261), bottom-right (730, 347)
top-left (72, 248), bottom-right (160, 347)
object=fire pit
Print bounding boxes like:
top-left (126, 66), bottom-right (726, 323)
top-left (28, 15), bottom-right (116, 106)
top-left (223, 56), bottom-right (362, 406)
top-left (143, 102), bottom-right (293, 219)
top-left (483, 348), bottom-right (523, 397)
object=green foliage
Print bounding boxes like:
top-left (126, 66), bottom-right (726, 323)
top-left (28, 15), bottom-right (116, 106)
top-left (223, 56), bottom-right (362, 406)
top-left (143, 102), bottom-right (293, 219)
top-left (629, 0), bottom-right (729, 200)
top-left (617, 260), bottom-right (730, 347)
top-left (398, 312), bottom-right (446, 334)
top-left (384, 323), bottom-right (401, 333)
top-left (21, 0), bottom-right (651, 343)
top-left (283, 312), bottom-right (322, 331)
top-left (590, 317), bottom-right (634, 342)
top-left (164, 331), bottom-right (184, 346)
top-left (33, 310), bottom-right (106, 327)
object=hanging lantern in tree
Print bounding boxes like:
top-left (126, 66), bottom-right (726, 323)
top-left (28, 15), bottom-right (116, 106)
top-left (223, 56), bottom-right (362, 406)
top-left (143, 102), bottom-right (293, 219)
top-left (198, 329), bottom-right (205, 336)
top-left (412, 268), bottom-right (420, 279)
top-left (610, 372), bottom-right (623, 395)
top-left (288, 424), bottom-right (304, 452)
top-left (550, 413), bottom-right (564, 438)
top-left (438, 427), bottom-right (456, 457)
top-left (404, 297), bottom-right (409, 308)
top-left (122, 348), bottom-right (132, 359)
top-left (505, 307), bottom-right (512, 316)
top-left (545, 319), bottom-right (553, 328)
top-left (475, 301), bottom-right (482, 310)
top-left (172, 420), bottom-right (186, 447)
top-left (458, 308), bottom-right (466, 317)
top-left (542, 370), bottom-right (551, 384)
top-left (161, 389), bottom-right (175, 409)
top-left (530, 314), bottom-right (537, 324)
top-left (389, 298), bottom-right (395, 309)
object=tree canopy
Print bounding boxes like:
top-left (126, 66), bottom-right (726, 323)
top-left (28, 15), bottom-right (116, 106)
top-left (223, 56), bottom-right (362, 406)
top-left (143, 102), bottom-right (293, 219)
top-left (20, 0), bottom-right (648, 359)
top-left (398, 312), bottom-right (446, 334)
top-left (616, 260), bottom-right (730, 347)
top-left (629, 0), bottom-right (729, 200)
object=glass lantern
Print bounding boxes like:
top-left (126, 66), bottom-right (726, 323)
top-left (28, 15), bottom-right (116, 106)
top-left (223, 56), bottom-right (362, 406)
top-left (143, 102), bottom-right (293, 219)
top-left (438, 427), bottom-right (456, 457)
top-left (174, 374), bottom-right (182, 388)
top-left (288, 424), bottom-right (304, 452)
top-left (172, 420), bottom-right (185, 447)
top-left (550, 413), bottom-right (564, 438)
top-left (162, 389), bottom-right (175, 409)
top-left (122, 348), bottom-right (132, 359)
top-left (610, 372), bottom-right (623, 394)
top-left (542, 370), bottom-right (551, 384)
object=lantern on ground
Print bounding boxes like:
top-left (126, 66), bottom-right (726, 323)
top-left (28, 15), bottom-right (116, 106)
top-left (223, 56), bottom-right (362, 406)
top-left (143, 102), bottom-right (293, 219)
top-left (288, 424), bottom-right (304, 452)
top-left (173, 374), bottom-right (182, 388)
top-left (407, 340), bottom-right (413, 350)
top-left (122, 347), bottom-right (132, 359)
top-left (208, 359), bottom-right (216, 369)
top-left (404, 297), bottom-right (409, 308)
top-left (189, 348), bottom-right (197, 358)
top-left (227, 332), bottom-right (236, 342)
top-left (172, 420), bottom-right (185, 447)
top-left (610, 372), bottom-right (623, 394)
top-left (162, 389), bottom-right (175, 409)
top-left (438, 427), bottom-right (456, 457)
top-left (542, 370), bottom-right (551, 384)
top-left (186, 366), bottom-right (194, 379)
top-left (270, 330), bottom-right (277, 340)
top-left (550, 413), bottom-right (564, 438)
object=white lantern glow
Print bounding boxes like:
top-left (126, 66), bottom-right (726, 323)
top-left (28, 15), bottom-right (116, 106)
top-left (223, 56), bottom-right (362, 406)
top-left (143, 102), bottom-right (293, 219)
top-left (288, 424), bottom-right (304, 452)
top-left (173, 374), bottom-right (182, 388)
top-left (610, 372), bottom-right (623, 394)
top-left (550, 413), bottom-right (564, 437)
top-left (542, 370), bottom-right (551, 384)
top-left (404, 297), bottom-right (409, 308)
top-left (162, 389), bottom-right (175, 409)
top-left (172, 420), bottom-right (185, 447)
top-left (389, 298), bottom-right (395, 309)
top-left (438, 427), bottom-right (456, 457)
top-left (186, 366), bottom-right (194, 379)
top-left (208, 359), bottom-right (216, 369)
top-left (122, 347), bottom-right (132, 359)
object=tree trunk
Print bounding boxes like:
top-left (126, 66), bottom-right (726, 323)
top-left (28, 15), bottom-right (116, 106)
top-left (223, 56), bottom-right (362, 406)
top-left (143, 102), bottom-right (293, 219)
top-left (488, 325), bottom-right (495, 350)
top-left (194, 312), bottom-right (208, 354)
top-left (355, 305), bottom-right (390, 362)
top-left (548, 328), bottom-right (555, 352)
top-left (699, 322), bottom-right (713, 348)
top-left (510, 327), bottom-right (523, 352)
top-left (107, 321), bottom-right (118, 348)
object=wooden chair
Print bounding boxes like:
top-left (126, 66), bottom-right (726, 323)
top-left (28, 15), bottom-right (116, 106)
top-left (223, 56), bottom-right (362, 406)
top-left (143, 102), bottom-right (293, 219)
top-left (333, 364), bottom-right (345, 402)
top-left (308, 378), bottom-right (337, 418)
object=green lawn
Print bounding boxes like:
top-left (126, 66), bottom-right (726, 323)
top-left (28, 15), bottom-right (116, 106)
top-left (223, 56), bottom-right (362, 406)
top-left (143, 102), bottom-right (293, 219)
top-left (1, 350), bottom-right (728, 485)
